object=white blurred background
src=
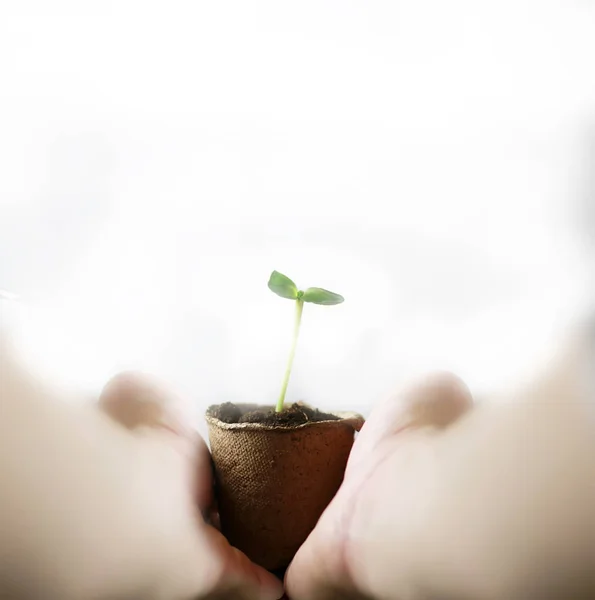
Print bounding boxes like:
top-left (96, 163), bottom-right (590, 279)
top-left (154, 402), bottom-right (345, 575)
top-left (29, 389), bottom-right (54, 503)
top-left (1, 1), bottom-right (595, 421)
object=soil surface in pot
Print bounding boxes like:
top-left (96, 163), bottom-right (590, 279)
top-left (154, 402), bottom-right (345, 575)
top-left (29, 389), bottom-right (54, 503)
top-left (208, 401), bottom-right (339, 427)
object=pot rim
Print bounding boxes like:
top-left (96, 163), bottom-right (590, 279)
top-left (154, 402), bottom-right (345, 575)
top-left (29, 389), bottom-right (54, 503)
top-left (205, 410), bottom-right (364, 432)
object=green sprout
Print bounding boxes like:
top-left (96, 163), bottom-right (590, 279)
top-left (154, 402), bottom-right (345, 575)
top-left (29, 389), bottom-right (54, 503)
top-left (268, 270), bottom-right (344, 413)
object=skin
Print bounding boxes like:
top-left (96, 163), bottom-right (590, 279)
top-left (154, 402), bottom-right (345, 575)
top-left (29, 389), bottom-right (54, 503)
top-left (0, 341), bottom-right (283, 600)
top-left (2, 326), bottom-right (595, 599)
top-left (286, 328), bottom-right (595, 599)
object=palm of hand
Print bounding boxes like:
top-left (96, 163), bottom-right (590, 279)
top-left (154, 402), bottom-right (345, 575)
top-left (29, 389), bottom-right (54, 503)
top-left (100, 373), bottom-right (283, 600)
top-left (286, 374), bottom-right (472, 600)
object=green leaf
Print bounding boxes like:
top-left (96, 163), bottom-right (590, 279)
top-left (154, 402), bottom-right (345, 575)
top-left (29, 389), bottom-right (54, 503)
top-left (302, 287), bottom-right (344, 305)
top-left (268, 270), bottom-right (298, 300)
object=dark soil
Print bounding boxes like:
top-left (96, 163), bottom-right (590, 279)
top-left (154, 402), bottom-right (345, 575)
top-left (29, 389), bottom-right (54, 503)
top-left (208, 402), bottom-right (339, 427)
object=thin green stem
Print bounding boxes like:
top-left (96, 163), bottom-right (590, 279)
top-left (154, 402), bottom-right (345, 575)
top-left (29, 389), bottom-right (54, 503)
top-left (276, 298), bottom-right (304, 412)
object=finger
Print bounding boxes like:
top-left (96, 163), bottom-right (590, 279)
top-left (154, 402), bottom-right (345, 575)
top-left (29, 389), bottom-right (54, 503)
top-left (347, 371), bottom-right (473, 475)
top-left (98, 370), bottom-right (202, 459)
top-left (203, 526), bottom-right (284, 600)
top-left (99, 371), bottom-right (193, 432)
top-left (286, 530), bottom-right (364, 600)
top-left (98, 371), bottom-right (214, 512)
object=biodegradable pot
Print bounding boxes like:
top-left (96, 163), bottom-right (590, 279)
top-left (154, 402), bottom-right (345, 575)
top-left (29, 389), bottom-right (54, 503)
top-left (206, 405), bottom-right (364, 571)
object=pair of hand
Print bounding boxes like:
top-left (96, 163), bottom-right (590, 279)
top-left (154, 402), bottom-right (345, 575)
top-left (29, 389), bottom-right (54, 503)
top-left (97, 370), bottom-right (472, 600)
top-left (98, 328), bottom-right (595, 599)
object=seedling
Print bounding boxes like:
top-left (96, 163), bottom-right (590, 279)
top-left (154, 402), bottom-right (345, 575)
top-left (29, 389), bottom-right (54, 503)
top-left (268, 270), bottom-right (344, 413)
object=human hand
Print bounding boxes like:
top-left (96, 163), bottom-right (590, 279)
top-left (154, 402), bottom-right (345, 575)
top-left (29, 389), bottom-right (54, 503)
top-left (285, 372), bottom-right (472, 600)
top-left (98, 373), bottom-right (284, 600)
top-left (287, 334), bottom-right (595, 599)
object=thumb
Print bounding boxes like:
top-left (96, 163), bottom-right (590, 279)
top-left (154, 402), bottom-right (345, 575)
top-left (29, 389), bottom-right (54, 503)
top-left (99, 371), bottom-right (194, 437)
top-left (346, 371), bottom-right (473, 478)
top-left (98, 371), bottom-right (200, 458)
top-left (98, 372), bottom-right (213, 511)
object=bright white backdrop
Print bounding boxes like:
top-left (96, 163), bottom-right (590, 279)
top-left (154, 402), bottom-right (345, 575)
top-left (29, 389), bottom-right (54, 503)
top-left (1, 1), bottom-right (594, 420)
